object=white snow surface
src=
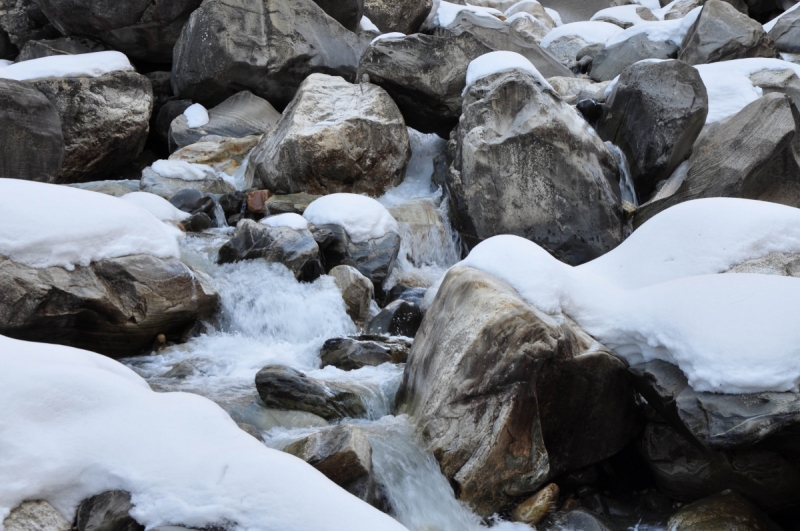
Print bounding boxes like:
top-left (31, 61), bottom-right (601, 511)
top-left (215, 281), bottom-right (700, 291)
top-left (605, 7), bottom-right (700, 47)
top-left (764, 1), bottom-right (800, 31)
top-left (433, 1), bottom-right (503, 27)
top-left (465, 51), bottom-right (553, 89)
top-left (183, 103), bottom-right (209, 129)
top-left (359, 15), bottom-right (380, 32)
top-left (259, 213), bottom-right (309, 231)
top-left (150, 160), bottom-right (217, 181)
top-left (0, 51), bottom-right (133, 81)
top-left (540, 21), bottom-right (623, 47)
top-left (0, 60), bottom-right (12, 68)
top-left (454, 198), bottom-right (800, 394)
top-left (371, 32), bottom-right (406, 45)
top-left (544, 7), bottom-right (562, 26)
top-left (304, 194), bottom-right (399, 243)
top-left (0, 179), bottom-right (181, 270)
top-left (119, 192), bottom-right (190, 223)
top-left (0, 335), bottom-right (409, 531)
top-left (591, 5), bottom-right (654, 26)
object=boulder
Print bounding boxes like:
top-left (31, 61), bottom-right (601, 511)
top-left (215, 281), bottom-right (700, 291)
top-left (366, 299), bottom-right (422, 337)
top-left (597, 60), bottom-right (709, 200)
top-left (548, 76), bottom-right (600, 104)
top-left (678, 0), bottom-right (778, 65)
top-left (170, 135), bottom-right (260, 176)
top-left (310, 0), bottom-right (363, 31)
top-left (667, 490), bottom-right (783, 531)
top-left (320, 335), bottom-right (411, 370)
top-left (363, 0), bottom-right (432, 34)
top-left (0, 78), bottom-right (64, 182)
top-left (447, 68), bottom-right (623, 265)
top-left (358, 29), bottom-right (571, 137)
top-left (768, 6), bottom-right (800, 53)
top-left (663, 0), bottom-right (749, 20)
top-left (0, 254), bottom-right (219, 358)
top-left (74, 491), bottom-right (142, 531)
top-left (544, 34), bottom-right (595, 65)
top-left (168, 91), bottom-right (280, 152)
top-left (511, 484), bottom-right (560, 525)
top-left (171, 0), bottom-right (364, 108)
top-left (329, 265), bottom-right (374, 324)
top-left (283, 424), bottom-right (376, 502)
top-left (591, 32), bottom-right (680, 82)
top-left (312, 224), bottom-right (401, 286)
top-left (635, 93), bottom-right (800, 226)
top-left (168, 189), bottom-right (215, 217)
top-left (265, 192), bottom-right (320, 215)
top-left (3, 501), bottom-right (71, 531)
top-left (396, 266), bottom-right (640, 515)
top-left (254, 365), bottom-right (366, 420)
top-left (0, 0), bottom-right (58, 51)
top-left (595, 6), bottom-right (658, 28)
top-left (32, 0), bottom-right (201, 63)
top-left (217, 219), bottom-right (324, 282)
top-left (28, 71), bottom-right (153, 184)
top-left (140, 161), bottom-right (234, 199)
top-left (156, 100), bottom-right (192, 145)
top-left (248, 74), bottom-right (410, 197)
top-left (15, 36), bottom-right (107, 61)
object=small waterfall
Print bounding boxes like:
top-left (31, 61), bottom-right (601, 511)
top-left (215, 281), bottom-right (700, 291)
top-left (605, 142), bottom-right (638, 207)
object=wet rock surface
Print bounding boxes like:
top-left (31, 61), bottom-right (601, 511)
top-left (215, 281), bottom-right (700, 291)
top-left (320, 335), bottom-right (411, 370)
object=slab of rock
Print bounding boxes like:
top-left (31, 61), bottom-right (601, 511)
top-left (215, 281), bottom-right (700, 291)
top-left (16, 36), bottom-right (107, 61)
top-left (768, 6), bottom-right (800, 53)
top-left (0, 254), bottom-right (219, 358)
top-left (248, 74), bottom-right (410, 196)
top-left (255, 365), bottom-right (366, 420)
top-left (363, 0), bottom-right (432, 34)
top-left (3, 501), bottom-right (71, 531)
top-left (74, 491), bottom-right (142, 531)
top-left (172, 0), bottom-right (364, 108)
top-left (265, 192), bottom-right (320, 215)
top-left (396, 266), bottom-right (640, 515)
top-left (0, 0), bottom-right (58, 51)
top-left (170, 135), bottom-right (260, 176)
top-left (0, 78), bottom-right (64, 182)
top-left (320, 335), bottom-right (411, 370)
top-left (447, 68), bottom-right (623, 265)
top-left (312, 224), bottom-right (401, 287)
top-left (28, 71), bottom-right (152, 184)
top-left (635, 93), bottom-right (800, 225)
top-left (217, 219), bottom-right (324, 281)
top-left (591, 32), bottom-right (680, 82)
top-left (597, 60), bottom-right (708, 200)
top-left (140, 162), bottom-right (234, 199)
top-left (679, 0), bottom-right (778, 65)
top-left (366, 299), bottom-right (422, 337)
top-left (667, 490), bottom-right (782, 531)
top-left (329, 265), bottom-right (374, 323)
top-left (168, 91), bottom-right (280, 152)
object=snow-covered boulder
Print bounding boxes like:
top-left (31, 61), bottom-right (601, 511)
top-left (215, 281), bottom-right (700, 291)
top-left (0, 335), bottom-right (408, 531)
top-left (172, 0), bottom-right (364, 108)
top-left (168, 91), bottom-right (280, 152)
top-left (363, 0), bottom-right (433, 34)
top-left (591, 5), bottom-right (658, 29)
top-left (366, 299), bottom-right (422, 337)
top-left (396, 265), bottom-right (640, 515)
top-left (31, 0), bottom-right (200, 62)
top-left (0, 180), bottom-right (218, 358)
top-left (119, 191), bottom-right (191, 223)
top-left (597, 59), bottom-right (708, 201)
top-left (448, 58), bottom-right (623, 265)
top-left (540, 21), bottom-right (623, 64)
top-left (170, 135), bottom-right (260, 177)
top-left (0, 78), bottom-right (64, 182)
top-left (248, 74), bottom-right (410, 197)
top-left (140, 160), bottom-right (235, 199)
top-left (678, 0), bottom-right (778, 65)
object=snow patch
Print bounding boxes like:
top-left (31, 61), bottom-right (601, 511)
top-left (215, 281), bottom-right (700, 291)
top-left (304, 194), bottom-right (399, 243)
top-left (371, 32), bottom-right (406, 45)
top-left (540, 21), bottom-right (623, 48)
top-left (359, 15), bottom-right (380, 33)
top-left (465, 51), bottom-right (553, 90)
top-left (260, 213), bottom-right (309, 231)
top-left (183, 103), bottom-right (209, 129)
top-left (544, 7), bottom-right (562, 26)
top-left (0, 51), bottom-right (133, 81)
top-left (119, 192), bottom-right (191, 223)
top-left (604, 7), bottom-right (700, 47)
top-left (150, 160), bottom-right (218, 182)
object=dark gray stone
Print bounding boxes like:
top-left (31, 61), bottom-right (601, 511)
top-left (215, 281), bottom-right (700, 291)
top-left (591, 32), bottom-right (680, 82)
top-left (172, 0), bottom-right (364, 108)
top-left (366, 299), bottom-right (422, 338)
top-left (679, 0), bottom-right (778, 65)
top-left (0, 78), bottom-right (64, 182)
top-left (0, 0), bottom-right (58, 50)
top-left (169, 188), bottom-right (215, 216)
top-left (183, 212), bottom-right (213, 232)
top-left (386, 284), bottom-right (427, 307)
top-left (156, 100), bottom-right (191, 145)
top-left (313, 224), bottom-right (401, 287)
top-left (597, 59), bottom-right (708, 200)
top-left (320, 335), bottom-right (411, 370)
top-left (254, 365), bottom-right (366, 420)
top-left (667, 490), bottom-right (783, 531)
top-left (0, 25), bottom-right (13, 58)
top-left (15, 36), bottom-right (107, 61)
top-left (768, 5), bottom-right (800, 53)
top-left (447, 68), bottom-right (623, 265)
top-left (363, 0), bottom-right (432, 34)
top-left (74, 491), bottom-right (142, 531)
top-left (311, 0), bottom-right (363, 31)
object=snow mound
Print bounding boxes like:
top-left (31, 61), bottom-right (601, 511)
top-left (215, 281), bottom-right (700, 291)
top-left (150, 160), bottom-right (217, 182)
top-left (604, 7), bottom-right (700, 47)
top-left (465, 51), bottom-right (553, 89)
top-left (432, 1), bottom-right (503, 27)
top-left (359, 15), bottom-right (380, 33)
top-left (544, 7), bottom-right (562, 26)
top-left (540, 21), bottom-right (623, 48)
top-left (0, 335), bottom-right (408, 531)
top-left (183, 103), bottom-right (209, 129)
top-left (260, 213), bottom-right (309, 231)
top-left (0, 51), bottom-right (133, 81)
top-left (0, 179), bottom-right (181, 270)
top-left (304, 194), bottom-right (399, 243)
top-left (454, 198), bottom-right (800, 394)
top-left (119, 192), bottom-right (190, 223)
top-left (371, 32), bottom-right (406, 45)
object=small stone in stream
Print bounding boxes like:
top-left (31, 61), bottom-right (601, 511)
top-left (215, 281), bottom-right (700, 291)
top-left (542, 508), bottom-right (619, 531)
top-left (255, 365), bottom-right (366, 420)
top-left (667, 490), bottom-right (782, 531)
top-left (283, 424), bottom-right (376, 503)
top-left (385, 285), bottom-right (427, 307)
top-left (512, 484), bottom-right (560, 525)
top-left (265, 193), bottom-right (321, 215)
top-left (246, 190), bottom-right (271, 215)
top-left (329, 265), bottom-right (374, 324)
top-left (320, 336), bottom-right (412, 370)
top-left (312, 224), bottom-right (401, 288)
top-left (169, 189), bottom-right (215, 216)
top-left (3, 501), bottom-right (71, 531)
top-left (366, 300), bottom-right (422, 338)
top-left (183, 212), bottom-right (214, 232)
top-left (219, 191), bottom-right (245, 219)
top-left (74, 491), bottom-right (142, 531)
top-left (236, 422), bottom-right (264, 442)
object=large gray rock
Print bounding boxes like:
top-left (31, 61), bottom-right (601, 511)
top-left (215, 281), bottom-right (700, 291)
top-left (217, 219), bottom-right (324, 282)
top-left (248, 74), bottom-right (410, 197)
top-left (667, 490), bottom-right (783, 531)
top-left (591, 32), bottom-right (680, 82)
top-left (284, 424), bottom-right (376, 503)
top-left (0, 254), bottom-right (219, 358)
top-left (28, 71), bottom-right (153, 184)
top-left (320, 335), bottom-right (410, 370)
top-left (366, 299), bottom-right (422, 337)
top-left (635, 93), bottom-right (800, 226)
top-left (447, 68), bottom-right (623, 265)
top-left (363, 0), bottom-right (432, 34)
top-left (679, 0), bottom-right (778, 65)
top-left (597, 60), bottom-right (708, 200)
top-left (32, 0), bottom-right (201, 63)
top-left (311, 223), bottom-right (401, 287)
top-left (311, 0), bottom-right (363, 31)
top-left (255, 365), bottom-right (366, 420)
top-left (168, 91), bottom-right (280, 152)
top-left (396, 266), bottom-right (640, 515)
top-left (172, 0), bottom-right (364, 108)
top-left (358, 28), bottom-right (571, 137)
top-left (74, 491), bottom-right (141, 531)
top-left (0, 78), bottom-right (64, 182)
top-left (0, 0), bottom-right (58, 50)
top-left (169, 135), bottom-right (260, 176)
top-left (3, 501), bottom-right (71, 531)
top-left (769, 6), bottom-right (800, 53)
top-left (329, 264), bottom-right (374, 324)
top-left (16, 36), bottom-right (107, 61)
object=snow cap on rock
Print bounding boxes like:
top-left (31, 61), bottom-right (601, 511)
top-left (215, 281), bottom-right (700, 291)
top-left (465, 51), bottom-right (553, 90)
top-left (0, 51), bottom-right (133, 81)
top-left (304, 194), bottom-right (399, 243)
